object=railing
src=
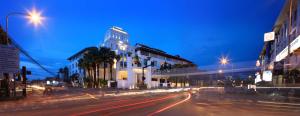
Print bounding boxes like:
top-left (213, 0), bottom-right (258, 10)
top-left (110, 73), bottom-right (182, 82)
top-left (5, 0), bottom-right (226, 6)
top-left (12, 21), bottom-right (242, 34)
top-left (152, 67), bottom-right (198, 75)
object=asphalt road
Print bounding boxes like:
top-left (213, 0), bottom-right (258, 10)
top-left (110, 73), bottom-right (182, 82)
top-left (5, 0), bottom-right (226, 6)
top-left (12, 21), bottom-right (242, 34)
top-left (1, 88), bottom-right (300, 116)
top-left (0, 91), bottom-right (190, 116)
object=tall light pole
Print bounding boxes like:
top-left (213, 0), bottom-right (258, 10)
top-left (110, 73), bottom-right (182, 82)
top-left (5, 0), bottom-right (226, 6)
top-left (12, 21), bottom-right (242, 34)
top-left (219, 56), bottom-right (233, 78)
top-left (4, 8), bottom-right (44, 97)
top-left (220, 57), bottom-right (228, 66)
top-left (5, 8), bottom-right (44, 45)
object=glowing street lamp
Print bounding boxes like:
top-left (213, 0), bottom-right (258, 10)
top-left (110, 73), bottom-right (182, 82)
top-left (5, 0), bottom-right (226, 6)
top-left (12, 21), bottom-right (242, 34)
top-left (219, 56), bottom-right (234, 77)
top-left (26, 9), bottom-right (44, 26)
top-left (220, 57), bottom-right (229, 65)
top-left (5, 8), bottom-right (44, 44)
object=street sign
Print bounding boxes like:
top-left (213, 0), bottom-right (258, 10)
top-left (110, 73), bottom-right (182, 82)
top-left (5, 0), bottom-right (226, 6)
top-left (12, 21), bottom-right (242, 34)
top-left (264, 32), bottom-right (275, 42)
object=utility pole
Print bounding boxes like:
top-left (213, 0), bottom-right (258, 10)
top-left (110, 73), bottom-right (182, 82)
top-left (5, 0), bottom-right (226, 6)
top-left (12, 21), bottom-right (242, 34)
top-left (141, 57), bottom-right (152, 87)
top-left (286, 0), bottom-right (293, 85)
top-left (22, 66), bottom-right (27, 97)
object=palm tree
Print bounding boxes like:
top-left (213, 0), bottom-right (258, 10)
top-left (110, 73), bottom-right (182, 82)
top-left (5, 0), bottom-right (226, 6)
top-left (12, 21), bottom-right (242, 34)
top-left (87, 49), bottom-right (100, 88)
top-left (99, 47), bottom-right (111, 81)
top-left (108, 51), bottom-right (120, 81)
top-left (78, 47), bottom-right (99, 88)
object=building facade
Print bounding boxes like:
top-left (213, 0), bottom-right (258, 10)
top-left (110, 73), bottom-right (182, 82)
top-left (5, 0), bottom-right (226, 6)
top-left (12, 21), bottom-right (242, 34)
top-left (68, 26), bottom-right (194, 89)
top-left (0, 26), bottom-right (20, 97)
top-left (67, 47), bottom-right (98, 86)
top-left (260, 0), bottom-right (300, 85)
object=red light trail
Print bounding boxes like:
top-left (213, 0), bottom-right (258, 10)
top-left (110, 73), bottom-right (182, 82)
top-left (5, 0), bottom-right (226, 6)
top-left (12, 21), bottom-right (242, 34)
top-left (72, 94), bottom-right (179, 116)
top-left (148, 93), bottom-right (191, 116)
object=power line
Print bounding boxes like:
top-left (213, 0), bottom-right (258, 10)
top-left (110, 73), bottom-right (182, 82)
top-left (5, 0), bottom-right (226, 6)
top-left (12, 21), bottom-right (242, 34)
top-left (8, 36), bottom-right (56, 76)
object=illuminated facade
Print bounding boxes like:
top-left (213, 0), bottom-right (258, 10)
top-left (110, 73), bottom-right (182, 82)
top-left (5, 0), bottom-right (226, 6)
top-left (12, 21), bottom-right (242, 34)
top-left (101, 27), bottom-right (193, 89)
top-left (67, 47), bottom-right (98, 86)
top-left (68, 26), bottom-right (193, 89)
top-left (260, 0), bottom-right (300, 84)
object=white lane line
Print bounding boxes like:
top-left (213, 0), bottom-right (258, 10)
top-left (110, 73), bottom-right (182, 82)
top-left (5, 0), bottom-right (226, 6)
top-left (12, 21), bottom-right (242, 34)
top-left (257, 101), bottom-right (300, 106)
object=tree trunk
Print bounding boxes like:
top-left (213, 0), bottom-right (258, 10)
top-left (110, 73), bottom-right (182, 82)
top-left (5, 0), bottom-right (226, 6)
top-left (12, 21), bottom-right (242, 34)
top-left (96, 64), bottom-right (99, 81)
top-left (103, 63), bottom-right (106, 81)
top-left (93, 65), bottom-right (97, 88)
top-left (175, 77), bottom-right (178, 88)
top-left (83, 68), bottom-right (86, 78)
top-left (110, 63), bottom-right (113, 81)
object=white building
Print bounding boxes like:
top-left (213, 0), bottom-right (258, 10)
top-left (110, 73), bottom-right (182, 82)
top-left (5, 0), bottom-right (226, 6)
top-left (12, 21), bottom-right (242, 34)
top-left (68, 26), bottom-right (193, 89)
top-left (67, 47), bottom-right (98, 86)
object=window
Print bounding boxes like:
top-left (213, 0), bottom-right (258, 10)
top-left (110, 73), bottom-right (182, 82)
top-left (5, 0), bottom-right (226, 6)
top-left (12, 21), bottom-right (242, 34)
top-left (124, 62), bottom-right (127, 68)
top-left (152, 61), bottom-right (158, 67)
top-left (144, 59), bottom-right (148, 66)
top-left (141, 51), bottom-right (149, 56)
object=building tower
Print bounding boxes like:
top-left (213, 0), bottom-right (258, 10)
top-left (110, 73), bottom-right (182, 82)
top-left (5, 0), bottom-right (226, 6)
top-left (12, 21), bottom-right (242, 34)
top-left (102, 26), bottom-right (130, 54)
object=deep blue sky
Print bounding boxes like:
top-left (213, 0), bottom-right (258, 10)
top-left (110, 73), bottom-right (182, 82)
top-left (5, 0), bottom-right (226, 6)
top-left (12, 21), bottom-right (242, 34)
top-left (0, 0), bottom-right (285, 79)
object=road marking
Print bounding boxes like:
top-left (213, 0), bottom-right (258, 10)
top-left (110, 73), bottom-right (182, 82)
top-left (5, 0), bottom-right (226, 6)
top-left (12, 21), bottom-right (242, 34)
top-left (257, 101), bottom-right (300, 106)
top-left (148, 93), bottom-right (191, 116)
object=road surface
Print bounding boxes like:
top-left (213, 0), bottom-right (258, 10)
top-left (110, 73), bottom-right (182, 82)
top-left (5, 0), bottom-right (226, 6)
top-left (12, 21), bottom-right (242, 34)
top-left (0, 88), bottom-right (300, 116)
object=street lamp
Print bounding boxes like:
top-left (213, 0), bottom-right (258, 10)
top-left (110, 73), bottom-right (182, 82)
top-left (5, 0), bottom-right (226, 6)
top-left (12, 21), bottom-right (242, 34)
top-left (219, 56), bottom-right (234, 77)
top-left (218, 69), bottom-right (223, 73)
top-left (5, 8), bottom-right (44, 45)
top-left (4, 8), bottom-right (44, 97)
top-left (220, 57), bottom-right (229, 65)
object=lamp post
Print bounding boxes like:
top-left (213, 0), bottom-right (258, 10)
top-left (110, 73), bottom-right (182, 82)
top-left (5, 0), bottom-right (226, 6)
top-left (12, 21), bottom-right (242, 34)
top-left (4, 9), bottom-right (44, 97)
top-left (219, 56), bottom-right (234, 78)
top-left (142, 57), bottom-right (152, 87)
top-left (5, 9), bottom-right (44, 45)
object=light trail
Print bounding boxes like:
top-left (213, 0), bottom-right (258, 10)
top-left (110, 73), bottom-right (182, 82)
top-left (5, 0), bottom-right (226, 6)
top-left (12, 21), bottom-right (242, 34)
top-left (105, 102), bottom-right (157, 116)
top-left (85, 93), bottom-right (98, 100)
top-left (72, 94), bottom-right (179, 116)
top-left (148, 93), bottom-right (191, 116)
top-left (104, 88), bottom-right (190, 97)
top-left (256, 87), bottom-right (300, 89)
top-left (29, 85), bottom-right (45, 90)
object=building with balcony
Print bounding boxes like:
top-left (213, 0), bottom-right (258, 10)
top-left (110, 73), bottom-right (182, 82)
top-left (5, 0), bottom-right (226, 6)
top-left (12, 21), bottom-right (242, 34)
top-left (260, 0), bottom-right (300, 85)
top-left (67, 26), bottom-right (194, 89)
top-left (67, 47), bottom-right (98, 86)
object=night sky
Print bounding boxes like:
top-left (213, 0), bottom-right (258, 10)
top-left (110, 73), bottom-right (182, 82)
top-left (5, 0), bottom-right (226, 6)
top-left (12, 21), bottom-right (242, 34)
top-left (0, 0), bottom-right (285, 79)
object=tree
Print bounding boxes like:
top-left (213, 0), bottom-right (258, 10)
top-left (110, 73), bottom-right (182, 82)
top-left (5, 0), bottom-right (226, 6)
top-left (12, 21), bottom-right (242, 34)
top-left (78, 47), bottom-right (98, 88)
top-left (98, 47), bottom-right (111, 81)
top-left (87, 49), bottom-right (100, 88)
top-left (78, 47), bottom-right (119, 87)
top-left (108, 50), bottom-right (120, 81)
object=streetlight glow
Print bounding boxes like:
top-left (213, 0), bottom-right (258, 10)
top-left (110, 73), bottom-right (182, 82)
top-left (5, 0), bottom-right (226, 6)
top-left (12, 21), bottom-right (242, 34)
top-left (220, 57), bottom-right (229, 65)
top-left (26, 8), bottom-right (44, 26)
top-left (218, 69), bottom-right (223, 73)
